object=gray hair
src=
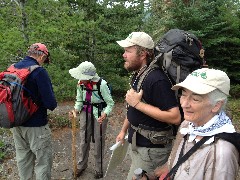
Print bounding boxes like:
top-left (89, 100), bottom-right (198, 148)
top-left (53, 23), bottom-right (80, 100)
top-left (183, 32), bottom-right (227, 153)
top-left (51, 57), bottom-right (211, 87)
top-left (27, 44), bottom-right (45, 57)
top-left (27, 49), bottom-right (45, 57)
top-left (208, 89), bottom-right (228, 112)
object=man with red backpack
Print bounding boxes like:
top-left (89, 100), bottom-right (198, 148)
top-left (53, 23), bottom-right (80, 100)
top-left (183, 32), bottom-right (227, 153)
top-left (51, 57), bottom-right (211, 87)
top-left (10, 43), bottom-right (57, 180)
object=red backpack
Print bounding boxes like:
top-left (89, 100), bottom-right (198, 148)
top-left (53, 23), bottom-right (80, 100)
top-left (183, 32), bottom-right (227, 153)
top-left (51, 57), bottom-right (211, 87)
top-left (0, 65), bottom-right (39, 128)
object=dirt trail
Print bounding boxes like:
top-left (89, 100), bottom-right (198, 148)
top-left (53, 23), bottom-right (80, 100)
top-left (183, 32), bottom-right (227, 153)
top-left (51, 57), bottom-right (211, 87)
top-left (2, 101), bottom-right (240, 180)
top-left (1, 101), bottom-right (130, 180)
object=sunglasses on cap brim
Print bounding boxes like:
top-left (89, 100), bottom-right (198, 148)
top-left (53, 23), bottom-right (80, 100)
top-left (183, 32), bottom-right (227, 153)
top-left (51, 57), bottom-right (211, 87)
top-left (44, 52), bottom-right (50, 64)
top-left (38, 50), bottom-right (50, 64)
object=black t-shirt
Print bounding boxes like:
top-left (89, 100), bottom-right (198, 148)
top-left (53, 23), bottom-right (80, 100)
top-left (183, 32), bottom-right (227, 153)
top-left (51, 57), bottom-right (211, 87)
top-left (127, 68), bottom-right (178, 147)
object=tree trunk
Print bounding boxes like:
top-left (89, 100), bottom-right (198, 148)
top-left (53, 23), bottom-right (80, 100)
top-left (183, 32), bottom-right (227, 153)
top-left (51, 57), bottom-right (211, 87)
top-left (19, 0), bottom-right (29, 44)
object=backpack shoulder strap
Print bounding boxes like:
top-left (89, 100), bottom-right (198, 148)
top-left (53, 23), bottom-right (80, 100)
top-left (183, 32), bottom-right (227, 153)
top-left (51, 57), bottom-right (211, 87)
top-left (136, 63), bottom-right (159, 93)
top-left (6, 64), bottom-right (40, 80)
top-left (28, 65), bottom-right (40, 73)
top-left (215, 132), bottom-right (240, 152)
top-left (164, 135), bottom-right (213, 180)
top-left (96, 78), bottom-right (104, 101)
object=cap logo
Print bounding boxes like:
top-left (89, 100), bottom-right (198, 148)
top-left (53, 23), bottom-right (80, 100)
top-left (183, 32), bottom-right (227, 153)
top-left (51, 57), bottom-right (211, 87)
top-left (128, 33), bottom-right (133, 39)
top-left (191, 71), bottom-right (207, 79)
top-left (82, 70), bottom-right (95, 76)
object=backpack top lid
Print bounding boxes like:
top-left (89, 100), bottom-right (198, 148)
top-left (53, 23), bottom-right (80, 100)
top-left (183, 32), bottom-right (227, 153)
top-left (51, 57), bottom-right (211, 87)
top-left (155, 29), bottom-right (204, 63)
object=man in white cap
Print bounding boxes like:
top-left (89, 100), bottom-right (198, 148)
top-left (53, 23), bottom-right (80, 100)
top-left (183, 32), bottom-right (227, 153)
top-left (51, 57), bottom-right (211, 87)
top-left (69, 61), bottom-right (114, 179)
top-left (11, 43), bottom-right (57, 180)
top-left (140, 68), bottom-right (239, 180)
top-left (116, 32), bottom-right (181, 180)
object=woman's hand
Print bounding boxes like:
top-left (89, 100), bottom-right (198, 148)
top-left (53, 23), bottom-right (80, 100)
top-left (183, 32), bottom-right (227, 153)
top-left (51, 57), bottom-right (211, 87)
top-left (97, 112), bottom-right (107, 124)
top-left (154, 165), bottom-right (170, 180)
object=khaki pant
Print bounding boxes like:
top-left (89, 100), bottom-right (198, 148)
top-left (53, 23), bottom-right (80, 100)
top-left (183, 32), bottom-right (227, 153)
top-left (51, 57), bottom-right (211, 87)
top-left (127, 143), bottom-right (172, 180)
top-left (11, 124), bottom-right (52, 180)
top-left (77, 111), bottom-right (108, 172)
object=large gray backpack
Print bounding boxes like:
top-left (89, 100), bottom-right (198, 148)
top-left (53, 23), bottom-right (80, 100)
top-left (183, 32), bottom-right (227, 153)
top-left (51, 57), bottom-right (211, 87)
top-left (137, 28), bottom-right (206, 92)
top-left (154, 28), bottom-right (206, 84)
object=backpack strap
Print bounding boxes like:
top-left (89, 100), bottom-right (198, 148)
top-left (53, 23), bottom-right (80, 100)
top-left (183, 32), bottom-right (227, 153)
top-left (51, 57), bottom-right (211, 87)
top-left (215, 132), bottom-right (240, 152)
top-left (131, 124), bottom-right (174, 151)
top-left (96, 78), bottom-right (104, 101)
top-left (136, 62), bottom-right (159, 93)
top-left (81, 79), bottom-right (107, 143)
top-left (9, 65), bottom-right (40, 99)
top-left (164, 135), bottom-right (213, 180)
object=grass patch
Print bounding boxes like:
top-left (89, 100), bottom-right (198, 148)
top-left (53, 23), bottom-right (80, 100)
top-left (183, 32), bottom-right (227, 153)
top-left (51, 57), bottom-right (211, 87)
top-left (48, 113), bottom-right (72, 129)
top-left (228, 98), bottom-right (240, 131)
top-left (0, 141), bottom-right (6, 161)
top-left (0, 128), bottom-right (7, 162)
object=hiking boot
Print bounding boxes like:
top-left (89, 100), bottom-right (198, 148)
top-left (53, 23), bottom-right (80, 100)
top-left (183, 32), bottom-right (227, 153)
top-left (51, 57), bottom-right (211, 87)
top-left (72, 168), bottom-right (86, 178)
top-left (94, 171), bottom-right (103, 179)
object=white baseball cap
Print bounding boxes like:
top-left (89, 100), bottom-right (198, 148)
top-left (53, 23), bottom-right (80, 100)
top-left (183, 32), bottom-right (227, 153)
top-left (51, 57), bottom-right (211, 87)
top-left (116, 32), bottom-right (154, 49)
top-left (69, 61), bottom-right (100, 81)
top-left (172, 68), bottom-right (230, 95)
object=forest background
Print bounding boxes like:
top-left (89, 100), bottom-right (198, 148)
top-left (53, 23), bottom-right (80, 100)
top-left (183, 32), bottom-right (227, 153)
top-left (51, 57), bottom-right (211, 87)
top-left (1, 0), bottom-right (240, 100)
top-left (0, 0), bottom-right (240, 160)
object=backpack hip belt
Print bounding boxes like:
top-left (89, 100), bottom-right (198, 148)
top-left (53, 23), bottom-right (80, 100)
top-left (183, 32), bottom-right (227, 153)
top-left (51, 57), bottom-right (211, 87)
top-left (83, 101), bottom-right (105, 107)
top-left (131, 124), bottom-right (174, 151)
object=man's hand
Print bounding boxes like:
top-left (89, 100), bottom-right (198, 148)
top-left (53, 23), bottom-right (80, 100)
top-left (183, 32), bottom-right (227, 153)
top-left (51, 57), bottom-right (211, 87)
top-left (116, 131), bottom-right (126, 145)
top-left (125, 88), bottom-right (143, 107)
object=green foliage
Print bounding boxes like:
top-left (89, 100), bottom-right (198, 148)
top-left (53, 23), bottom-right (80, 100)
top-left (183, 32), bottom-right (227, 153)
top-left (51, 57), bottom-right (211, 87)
top-left (0, 140), bottom-right (6, 161)
top-left (230, 84), bottom-right (240, 99)
top-left (48, 113), bottom-right (72, 128)
top-left (146, 0), bottom-right (240, 97)
top-left (1, 0), bottom-right (240, 99)
top-left (0, 129), bottom-right (7, 161)
top-left (228, 98), bottom-right (240, 132)
top-left (46, 64), bottom-right (78, 102)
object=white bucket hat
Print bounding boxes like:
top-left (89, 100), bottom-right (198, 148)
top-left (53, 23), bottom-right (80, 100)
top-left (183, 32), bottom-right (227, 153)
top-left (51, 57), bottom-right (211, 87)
top-left (172, 68), bottom-right (230, 95)
top-left (69, 61), bottom-right (100, 81)
top-left (116, 32), bottom-right (154, 49)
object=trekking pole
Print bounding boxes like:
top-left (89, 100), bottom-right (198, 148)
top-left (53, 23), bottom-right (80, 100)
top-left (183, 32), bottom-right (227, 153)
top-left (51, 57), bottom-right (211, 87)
top-left (100, 122), bottom-right (103, 175)
top-left (71, 110), bottom-right (77, 180)
top-left (98, 104), bottom-right (103, 176)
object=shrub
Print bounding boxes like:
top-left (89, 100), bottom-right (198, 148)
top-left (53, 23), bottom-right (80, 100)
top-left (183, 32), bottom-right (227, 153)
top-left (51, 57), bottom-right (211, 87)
top-left (230, 84), bottom-right (240, 98)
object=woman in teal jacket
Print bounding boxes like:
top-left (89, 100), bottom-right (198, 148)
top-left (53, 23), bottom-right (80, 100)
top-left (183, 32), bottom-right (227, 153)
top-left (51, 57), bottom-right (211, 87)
top-left (69, 61), bottom-right (114, 179)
